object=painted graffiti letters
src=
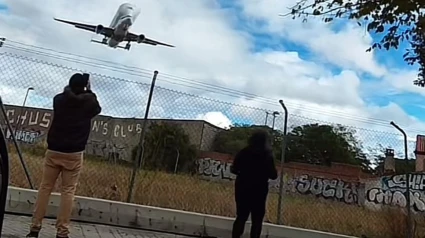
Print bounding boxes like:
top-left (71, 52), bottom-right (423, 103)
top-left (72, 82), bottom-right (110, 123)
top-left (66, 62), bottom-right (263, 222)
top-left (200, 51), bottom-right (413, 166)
top-left (385, 174), bottom-right (425, 190)
top-left (4, 128), bottom-right (43, 144)
top-left (87, 140), bottom-right (129, 162)
top-left (294, 175), bottom-right (358, 204)
top-left (6, 109), bottom-right (14, 124)
top-left (112, 123), bottom-right (142, 137)
top-left (196, 158), bottom-right (236, 180)
top-left (92, 120), bottom-right (109, 135)
top-left (366, 188), bottom-right (425, 212)
top-left (196, 158), bottom-right (358, 204)
top-left (91, 119), bottom-right (141, 138)
top-left (366, 174), bottom-right (425, 212)
top-left (5, 108), bottom-right (51, 128)
top-left (367, 188), bottom-right (406, 207)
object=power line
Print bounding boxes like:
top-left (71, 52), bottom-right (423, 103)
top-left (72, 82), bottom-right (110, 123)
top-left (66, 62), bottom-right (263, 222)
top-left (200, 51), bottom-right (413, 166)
top-left (0, 48), bottom-right (393, 127)
top-left (0, 41), bottom-right (389, 114)
top-left (1, 39), bottom-right (424, 131)
top-left (0, 43), bottom-right (415, 128)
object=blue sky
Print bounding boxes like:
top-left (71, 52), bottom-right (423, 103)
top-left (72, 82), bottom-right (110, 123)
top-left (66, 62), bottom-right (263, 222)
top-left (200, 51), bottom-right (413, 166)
top-left (217, 0), bottom-right (425, 123)
top-left (0, 2), bottom-right (7, 12)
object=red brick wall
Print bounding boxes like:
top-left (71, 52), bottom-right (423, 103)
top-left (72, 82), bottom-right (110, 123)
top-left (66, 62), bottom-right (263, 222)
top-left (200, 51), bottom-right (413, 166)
top-left (199, 151), bottom-right (376, 182)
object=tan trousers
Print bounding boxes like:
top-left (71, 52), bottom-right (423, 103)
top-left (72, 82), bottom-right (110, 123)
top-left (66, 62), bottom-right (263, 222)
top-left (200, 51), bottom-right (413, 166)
top-left (30, 149), bottom-right (83, 237)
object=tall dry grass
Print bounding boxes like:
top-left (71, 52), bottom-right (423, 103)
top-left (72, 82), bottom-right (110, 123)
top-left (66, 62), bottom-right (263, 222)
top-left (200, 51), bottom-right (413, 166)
top-left (7, 149), bottom-right (419, 238)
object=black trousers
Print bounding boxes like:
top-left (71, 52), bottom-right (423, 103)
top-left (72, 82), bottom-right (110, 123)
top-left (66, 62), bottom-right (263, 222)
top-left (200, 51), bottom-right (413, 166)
top-left (232, 184), bottom-right (268, 238)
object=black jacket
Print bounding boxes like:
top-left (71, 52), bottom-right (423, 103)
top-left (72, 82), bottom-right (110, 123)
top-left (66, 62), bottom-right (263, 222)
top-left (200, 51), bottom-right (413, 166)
top-left (47, 87), bottom-right (101, 153)
top-left (231, 146), bottom-right (278, 189)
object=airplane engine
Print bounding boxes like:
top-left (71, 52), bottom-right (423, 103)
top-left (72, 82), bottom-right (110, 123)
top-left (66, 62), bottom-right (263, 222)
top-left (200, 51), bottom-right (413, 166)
top-left (95, 25), bottom-right (104, 34)
top-left (137, 34), bottom-right (145, 43)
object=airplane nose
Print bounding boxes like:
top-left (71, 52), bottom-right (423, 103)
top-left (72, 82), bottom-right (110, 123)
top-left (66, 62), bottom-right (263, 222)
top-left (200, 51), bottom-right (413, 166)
top-left (122, 18), bottom-right (132, 26)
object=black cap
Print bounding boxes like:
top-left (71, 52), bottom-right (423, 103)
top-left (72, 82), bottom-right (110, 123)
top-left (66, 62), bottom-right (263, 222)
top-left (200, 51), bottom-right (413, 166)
top-left (69, 73), bottom-right (88, 92)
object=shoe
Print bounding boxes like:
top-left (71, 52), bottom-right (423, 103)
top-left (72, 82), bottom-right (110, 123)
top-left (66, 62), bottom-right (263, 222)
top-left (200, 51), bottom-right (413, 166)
top-left (56, 236), bottom-right (69, 238)
top-left (26, 231), bottom-right (39, 237)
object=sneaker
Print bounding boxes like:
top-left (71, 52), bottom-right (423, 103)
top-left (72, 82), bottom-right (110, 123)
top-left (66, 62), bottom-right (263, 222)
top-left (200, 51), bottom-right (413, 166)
top-left (26, 231), bottom-right (39, 237)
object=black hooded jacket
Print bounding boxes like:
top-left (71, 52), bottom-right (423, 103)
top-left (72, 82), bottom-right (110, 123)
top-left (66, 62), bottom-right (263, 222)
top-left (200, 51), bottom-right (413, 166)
top-left (231, 131), bottom-right (278, 190)
top-left (47, 87), bottom-right (101, 153)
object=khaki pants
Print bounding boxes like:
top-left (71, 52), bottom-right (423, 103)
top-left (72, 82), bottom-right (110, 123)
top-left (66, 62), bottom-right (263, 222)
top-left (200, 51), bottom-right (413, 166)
top-left (30, 149), bottom-right (83, 237)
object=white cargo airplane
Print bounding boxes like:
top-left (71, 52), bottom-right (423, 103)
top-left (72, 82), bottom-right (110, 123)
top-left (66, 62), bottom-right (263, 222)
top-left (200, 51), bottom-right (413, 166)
top-left (54, 3), bottom-right (174, 50)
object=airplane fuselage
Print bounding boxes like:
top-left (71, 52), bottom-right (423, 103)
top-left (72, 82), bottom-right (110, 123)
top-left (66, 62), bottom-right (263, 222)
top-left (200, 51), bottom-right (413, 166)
top-left (106, 3), bottom-right (140, 48)
top-left (54, 2), bottom-right (174, 50)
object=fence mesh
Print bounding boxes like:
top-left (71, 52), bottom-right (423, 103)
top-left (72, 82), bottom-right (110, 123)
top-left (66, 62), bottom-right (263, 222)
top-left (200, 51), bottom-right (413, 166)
top-left (0, 45), bottom-right (424, 238)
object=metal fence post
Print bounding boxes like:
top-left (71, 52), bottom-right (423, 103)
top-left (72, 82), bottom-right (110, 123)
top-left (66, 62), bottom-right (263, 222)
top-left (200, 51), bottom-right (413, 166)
top-left (126, 70), bottom-right (159, 203)
top-left (390, 121), bottom-right (412, 238)
top-left (276, 100), bottom-right (288, 225)
top-left (0, 96), bottom-right (33, 189)
top-left (0, 96), bottom-right (10, 234)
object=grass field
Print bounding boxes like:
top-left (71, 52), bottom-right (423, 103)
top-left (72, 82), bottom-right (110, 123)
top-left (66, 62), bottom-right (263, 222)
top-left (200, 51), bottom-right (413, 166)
top-left (7, 149), bottom-right (417, 238)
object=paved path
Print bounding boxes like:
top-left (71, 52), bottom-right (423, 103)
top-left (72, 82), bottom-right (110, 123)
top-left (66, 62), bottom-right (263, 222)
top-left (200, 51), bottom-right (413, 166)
top-left (2, 214), bottom-right (191, 238)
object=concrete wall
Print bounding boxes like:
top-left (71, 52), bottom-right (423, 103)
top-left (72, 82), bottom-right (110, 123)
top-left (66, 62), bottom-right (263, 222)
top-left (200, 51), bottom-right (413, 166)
top-left (364, 174), bottom-right (425, 212)
top-left (195, 153), bottom-right (363, 205)
top-left (5, 186), bottom-right (356, 238)
top-left (200, 123), bottom-right (223, 151)
top-left (2, 105), bottom-right (223, 162)
top-left (196, 152), bottom-right (425, 213)
top-left (1, 105), bottom-right (52, 144)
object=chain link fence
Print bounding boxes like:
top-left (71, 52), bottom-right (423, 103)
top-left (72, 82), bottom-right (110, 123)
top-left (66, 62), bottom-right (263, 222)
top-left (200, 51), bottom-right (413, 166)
top-left (0, 45), bottom-right (423, 237)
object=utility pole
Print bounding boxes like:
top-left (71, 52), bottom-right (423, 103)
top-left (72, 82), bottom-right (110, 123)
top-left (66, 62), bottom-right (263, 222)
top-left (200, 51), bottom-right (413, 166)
top-left (265, 111), bottom-right (270, 126)
top-left (271, 111), bottom-right (280, 130)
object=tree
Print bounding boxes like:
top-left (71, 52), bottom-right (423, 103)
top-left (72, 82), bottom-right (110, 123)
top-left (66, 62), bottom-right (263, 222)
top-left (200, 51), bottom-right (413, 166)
top-left (213, 124), bottom-right (283, 158)
top-left (286, 123), bottom-right (370, 169)
top-left (287, 0), bottom-right (425, 86)
top-left (213, 123), bottom-right (370, 170)
top-left (133, 122), bottom-right (198, 173)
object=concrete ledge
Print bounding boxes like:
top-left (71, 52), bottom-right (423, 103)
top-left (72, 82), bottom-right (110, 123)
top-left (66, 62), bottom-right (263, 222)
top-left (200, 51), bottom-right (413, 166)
top-left (6, 186), bottom-right (356, 238)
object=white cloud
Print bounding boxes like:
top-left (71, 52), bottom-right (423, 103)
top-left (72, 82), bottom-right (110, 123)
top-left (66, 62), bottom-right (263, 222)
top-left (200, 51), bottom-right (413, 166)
top-left (0, 0), bottom-right (424, 160)
top-left (237, 0), bottom-right (386, 77)
top-left (196, 111), bottom-right (232, 129)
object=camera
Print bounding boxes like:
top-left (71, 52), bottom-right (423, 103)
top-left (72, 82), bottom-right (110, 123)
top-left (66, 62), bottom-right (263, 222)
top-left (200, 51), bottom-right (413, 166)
top-left (82, 73), bottom-right (90, 81)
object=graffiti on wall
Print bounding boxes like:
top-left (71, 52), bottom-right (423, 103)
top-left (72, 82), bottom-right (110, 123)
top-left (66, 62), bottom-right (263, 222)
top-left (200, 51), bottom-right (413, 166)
top-left (287, 175), bottom-right (359, 204)
top-left (91, 119), bottom-right (142, 138)
top-left (8, 129), bottom-right (44, 144)
top-left (366, 174), bottom-right (425, 212)
top-left (195, 158), bottom-right (358, 204)
top-left (196, 158), bottom-right (236, 180)
top-left (5, 108), bottom-right (52, 128)
top-left (0, 125), bottom-right (44, 144)
top-left (86, 140), bottom-right (130, 162)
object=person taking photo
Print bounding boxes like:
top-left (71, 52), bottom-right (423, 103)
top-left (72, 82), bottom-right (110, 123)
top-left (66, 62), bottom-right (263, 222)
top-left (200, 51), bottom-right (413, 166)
top-left (231, 130), bottom-right (278, 238)
top-left (27, 73), bottom-right (101, 238)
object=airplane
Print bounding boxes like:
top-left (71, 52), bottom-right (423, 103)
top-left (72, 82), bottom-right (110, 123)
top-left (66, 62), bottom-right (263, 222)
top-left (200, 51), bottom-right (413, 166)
top-left (54, 3), bottom-right (174, 50)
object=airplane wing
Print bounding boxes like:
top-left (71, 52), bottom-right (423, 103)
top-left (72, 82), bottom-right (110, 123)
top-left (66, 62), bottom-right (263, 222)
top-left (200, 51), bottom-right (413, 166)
top-left (126, 32), bottom-right (175, 48)
top-left (54, 18), bottom-right (114, 38)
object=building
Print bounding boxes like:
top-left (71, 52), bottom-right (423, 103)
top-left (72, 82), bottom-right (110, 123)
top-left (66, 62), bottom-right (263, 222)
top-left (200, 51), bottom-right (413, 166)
top-left (1, 104), bottom-right (224, 162)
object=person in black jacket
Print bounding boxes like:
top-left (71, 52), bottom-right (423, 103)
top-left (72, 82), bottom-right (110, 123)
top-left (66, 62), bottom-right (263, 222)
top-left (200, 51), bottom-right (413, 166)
top-left (231, 130), bottom-right (278, 238)
top-left (27, 73), bottom-right (101, 238)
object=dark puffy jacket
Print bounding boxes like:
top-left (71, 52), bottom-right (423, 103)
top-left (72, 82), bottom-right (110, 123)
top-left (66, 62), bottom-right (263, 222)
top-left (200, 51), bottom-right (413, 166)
top-left (231, 146), bottom-right (278, 189)
top-left (47, 87), bottom-right (101, 153)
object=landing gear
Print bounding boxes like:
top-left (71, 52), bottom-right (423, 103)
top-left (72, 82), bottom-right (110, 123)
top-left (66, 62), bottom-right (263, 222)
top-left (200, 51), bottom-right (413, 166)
top-left (124, 42), bottom-right (131, 50)
top-left (102, 38), bottom-right (107, 44)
